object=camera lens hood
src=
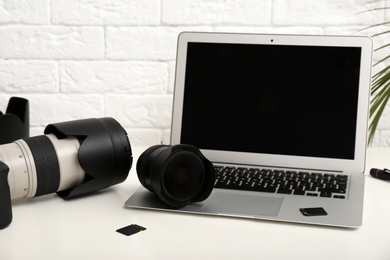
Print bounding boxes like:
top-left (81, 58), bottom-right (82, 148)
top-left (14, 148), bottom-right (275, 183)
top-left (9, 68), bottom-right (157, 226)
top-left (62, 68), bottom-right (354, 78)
top-left (0, 97), bottom-right (29, 144)
top-left (44, 117), bottom-right (133, 199)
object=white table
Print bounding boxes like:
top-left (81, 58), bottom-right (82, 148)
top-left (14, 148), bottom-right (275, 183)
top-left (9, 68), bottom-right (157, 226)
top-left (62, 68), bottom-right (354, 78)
top-left (1, 147), bottom-right (390, 260)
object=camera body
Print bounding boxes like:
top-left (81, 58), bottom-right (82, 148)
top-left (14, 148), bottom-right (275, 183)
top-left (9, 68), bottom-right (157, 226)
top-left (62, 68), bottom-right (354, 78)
top-left (0, 162), bottom-right (12, 229)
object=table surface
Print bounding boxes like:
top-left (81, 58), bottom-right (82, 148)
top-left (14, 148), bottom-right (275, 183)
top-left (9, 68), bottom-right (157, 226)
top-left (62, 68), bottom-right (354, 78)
top-left (1, 147), bottom-right (390, 260)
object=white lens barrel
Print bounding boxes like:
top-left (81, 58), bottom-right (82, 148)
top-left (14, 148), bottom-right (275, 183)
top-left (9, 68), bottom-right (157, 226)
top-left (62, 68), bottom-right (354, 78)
top-left (46, 134), bottom-right (84, 192)
top-left (0, 142), bottom-right (35, 199)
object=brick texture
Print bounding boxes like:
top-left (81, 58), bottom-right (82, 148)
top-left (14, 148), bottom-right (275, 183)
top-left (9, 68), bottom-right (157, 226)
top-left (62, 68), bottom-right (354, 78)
top-left (0, 0), bottom-right (388, 147)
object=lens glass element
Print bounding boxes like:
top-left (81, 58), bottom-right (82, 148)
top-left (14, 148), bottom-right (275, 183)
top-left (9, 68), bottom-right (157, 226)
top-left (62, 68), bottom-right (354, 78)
top-left (162, 151), bottom-right (205, 202)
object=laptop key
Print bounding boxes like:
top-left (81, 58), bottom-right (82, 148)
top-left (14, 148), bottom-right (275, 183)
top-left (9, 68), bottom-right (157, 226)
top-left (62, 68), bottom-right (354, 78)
top-left (277, 186), bottom-right (292, 194)
top-left (293, 188), bottom-right (305, 195)
top-left (258, 185), bottom-right (277, 193)
top-left (320, 191), bottom-right (332, 198)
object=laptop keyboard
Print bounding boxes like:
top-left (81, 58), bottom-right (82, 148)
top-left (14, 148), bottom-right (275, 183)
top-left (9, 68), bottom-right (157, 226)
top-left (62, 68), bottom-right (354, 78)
top-left (214, 165), bottom-right (348, 199)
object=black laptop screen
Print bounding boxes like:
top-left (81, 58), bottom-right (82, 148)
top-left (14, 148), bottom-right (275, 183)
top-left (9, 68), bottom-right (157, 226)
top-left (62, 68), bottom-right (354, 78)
top-left (180, 42), bottom-right (362, 160)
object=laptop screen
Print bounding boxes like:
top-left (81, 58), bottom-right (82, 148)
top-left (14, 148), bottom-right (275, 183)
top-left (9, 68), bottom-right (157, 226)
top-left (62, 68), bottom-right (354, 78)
top-left (180, 42), bottom-right (362, 160)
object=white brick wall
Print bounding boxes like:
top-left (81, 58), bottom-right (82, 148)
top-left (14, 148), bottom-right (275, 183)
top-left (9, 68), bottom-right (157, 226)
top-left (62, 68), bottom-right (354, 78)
top-left (0, 0), bottom-right (388, 147)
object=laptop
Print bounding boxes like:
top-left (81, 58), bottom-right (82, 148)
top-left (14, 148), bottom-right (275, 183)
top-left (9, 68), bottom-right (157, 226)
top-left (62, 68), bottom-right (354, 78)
top-left (126, 32), bottom-right (373, 228)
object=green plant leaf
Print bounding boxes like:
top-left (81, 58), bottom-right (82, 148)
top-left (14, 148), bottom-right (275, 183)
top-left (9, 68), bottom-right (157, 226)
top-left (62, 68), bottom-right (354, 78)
top-left (369, 71), bottom-right (390, 143)
top-left (365, 1), bottom-right (390, 144)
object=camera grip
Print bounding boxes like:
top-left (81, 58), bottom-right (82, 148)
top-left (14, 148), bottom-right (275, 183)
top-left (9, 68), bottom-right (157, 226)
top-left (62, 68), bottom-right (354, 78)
top-left (0, 162), bottom-right (12, 229)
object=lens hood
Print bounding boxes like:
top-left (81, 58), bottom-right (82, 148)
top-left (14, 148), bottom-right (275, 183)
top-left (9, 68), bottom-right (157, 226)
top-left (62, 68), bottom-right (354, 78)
top-left (0, 97), bottom-right (29, 144)
top-left (44, 117), bottom-right (133, 199)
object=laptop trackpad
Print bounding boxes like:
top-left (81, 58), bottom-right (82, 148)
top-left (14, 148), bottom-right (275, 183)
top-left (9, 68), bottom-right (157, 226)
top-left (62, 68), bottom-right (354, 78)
top-left (200, 190), bottom-right (283, 217)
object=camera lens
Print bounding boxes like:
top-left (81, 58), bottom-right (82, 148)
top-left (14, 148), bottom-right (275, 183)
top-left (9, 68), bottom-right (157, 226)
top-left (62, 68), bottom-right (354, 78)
top-left (136, 144), bottom-right (215, 208)
top-left (0, 117), bottom-right (132, 200)
top-left (0, 117), bottom-right (132, 229)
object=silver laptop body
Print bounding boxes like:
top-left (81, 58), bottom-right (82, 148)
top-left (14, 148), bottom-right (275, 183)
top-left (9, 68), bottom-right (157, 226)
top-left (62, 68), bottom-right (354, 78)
top-left (126, 32), bottom-right (373, 228)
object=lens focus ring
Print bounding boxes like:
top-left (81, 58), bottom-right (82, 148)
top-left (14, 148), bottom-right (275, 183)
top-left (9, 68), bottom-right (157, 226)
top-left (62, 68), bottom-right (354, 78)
top-left (24, 136), bottom-right (60, 197)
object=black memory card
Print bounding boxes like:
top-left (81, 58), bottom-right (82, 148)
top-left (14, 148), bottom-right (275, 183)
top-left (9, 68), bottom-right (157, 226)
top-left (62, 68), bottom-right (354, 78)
top-left (116, 224), bottom-right (146, 236)
top-left (300, 207), bottom-right (328, 217)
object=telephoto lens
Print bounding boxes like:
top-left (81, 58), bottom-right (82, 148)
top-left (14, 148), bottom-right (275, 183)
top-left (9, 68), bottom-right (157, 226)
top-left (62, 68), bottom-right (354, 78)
top-left (0, 117), bottom-right (132, 228)
top-left (136, 144), bottom-right (215, 208)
